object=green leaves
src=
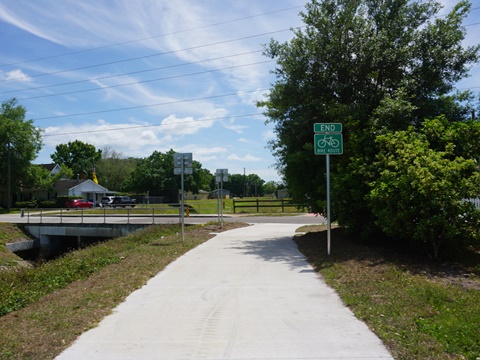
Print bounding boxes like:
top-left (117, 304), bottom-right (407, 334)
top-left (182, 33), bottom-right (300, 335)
top-left (0, 98), bottom-right (43, 194)
top-left (50, 140), bottom-right (102, 179)
top-left (368, 121), bottom-right (480, 257)
top-left (260, 0), bottom-right (480, 253)
top-left (124, 150), bottom-right (214, 201)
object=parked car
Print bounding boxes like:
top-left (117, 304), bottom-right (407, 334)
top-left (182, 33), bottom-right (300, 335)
top-left (111, 196), bottom-right (136, 208)
top-left (100, 196), bottom-right (115, 207)
top-left (65, 199), bottom-right (94, 209)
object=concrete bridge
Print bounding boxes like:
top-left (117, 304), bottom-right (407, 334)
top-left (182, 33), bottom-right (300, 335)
top-left (7, 223), bottom-right (150, 258)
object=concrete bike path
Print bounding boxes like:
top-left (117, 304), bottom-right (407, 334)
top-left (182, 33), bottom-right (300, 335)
top-left (56, 223), bottom-right (393, 360)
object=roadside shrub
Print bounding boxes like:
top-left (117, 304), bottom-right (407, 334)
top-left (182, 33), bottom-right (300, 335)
top-left (368, 126), bottom-right (480, 258)
top-left (38, 201), bottom-right (56, 208)
top-left (15, 200), bottom-right (38, 208)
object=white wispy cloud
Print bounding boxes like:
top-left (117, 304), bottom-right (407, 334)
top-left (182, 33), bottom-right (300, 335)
top-left (227, 154), bottom-right (262, 162)
top-left (1, 69), bottom-right (33, 82)
top-left (160, 115), bottom-right (214, 135)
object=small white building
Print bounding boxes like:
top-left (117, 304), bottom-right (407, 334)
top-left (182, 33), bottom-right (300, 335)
top-left (54, 179), bottom-right (109, 205)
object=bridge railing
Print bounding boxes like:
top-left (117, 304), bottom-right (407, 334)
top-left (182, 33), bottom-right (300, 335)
top-left (20, 206), bottom-right (183, 224)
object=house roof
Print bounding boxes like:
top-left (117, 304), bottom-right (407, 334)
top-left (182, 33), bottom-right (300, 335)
top-left (54, 179), bottom-right (89, 191)
top-left (211, 189), bottom-right (230, 194)
top-left (39, 163), bottom-right (57, 171)
top-left (54, 179), bottom-right (109, 192)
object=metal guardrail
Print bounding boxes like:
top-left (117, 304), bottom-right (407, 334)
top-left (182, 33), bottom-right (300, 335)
top-left (20, 206), bottom-right (183, 224)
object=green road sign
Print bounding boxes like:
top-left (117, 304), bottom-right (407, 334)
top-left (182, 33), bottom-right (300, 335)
top-left (314, 123), bottom-right (342, 133)
top-left (314, 133), bottom-right (343, 155)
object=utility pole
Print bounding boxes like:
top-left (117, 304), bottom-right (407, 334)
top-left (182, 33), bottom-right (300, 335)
top-left (215, 169), bottom-right (228, 227)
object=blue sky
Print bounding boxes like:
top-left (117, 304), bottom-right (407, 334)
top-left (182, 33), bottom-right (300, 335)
top-left (0, 0), bottom-right (479, 183)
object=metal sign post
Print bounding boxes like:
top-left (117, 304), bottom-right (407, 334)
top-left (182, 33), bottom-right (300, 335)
top-left (215, 169), bottom-right (228, 227)
top-left (326, 154), bottom-right (331, 255)
top-left (174, 153), bottom-right (193, 241)
top-left (314, 123), bottom-right (343, 255)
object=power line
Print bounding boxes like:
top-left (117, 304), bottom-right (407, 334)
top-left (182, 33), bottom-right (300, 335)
top-left (0, 5), bottom-right (303, 69)
top-left (18, 60), bottom-right (274, 101)
top-left (42, 113), bottom-right (264, 137)
top-left (0, 50), bottom-right (265, 95)
top-left (436, 5), bottom-right (480, 18)
top-left (33, 89), bottom-right (269, 121)
top-left (1, 28), bottom-right (293, 83)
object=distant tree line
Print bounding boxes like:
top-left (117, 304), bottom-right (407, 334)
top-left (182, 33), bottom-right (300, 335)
top-left (46, 140), bottom-right (283, 201)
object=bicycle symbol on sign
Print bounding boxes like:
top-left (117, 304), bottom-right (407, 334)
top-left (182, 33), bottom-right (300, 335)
top-left (317, 135), bottom-right (340, 148)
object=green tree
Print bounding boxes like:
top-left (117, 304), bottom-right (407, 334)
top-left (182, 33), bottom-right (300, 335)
top-left (97, 146), bottom-right (138, 191)
top-left (0, 98), bottom-right (43, 210)
top-left (124, 150), bottom-right (213, 202)
top-left (223, 173), bottom-right (246, 197)
top-left (190, 167), bottom-right (214, 193)
top-left (245, 174), bottom-right (265, 197)
top-left (222, 173), bottom-right (266, 197)
top-left (263, 181), bottom-right (279, 196)
top-left (50, 140), bottom-right (102, 180)
top-left (34, 165), bottom-right (74, 193)
top-left (259, 0), bottom-right (479, 238)
top-left (368, 121), bottom-right (480, 258)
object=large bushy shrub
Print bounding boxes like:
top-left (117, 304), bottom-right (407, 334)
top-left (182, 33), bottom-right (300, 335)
top-left (368, 121), bottom-right (480, 257)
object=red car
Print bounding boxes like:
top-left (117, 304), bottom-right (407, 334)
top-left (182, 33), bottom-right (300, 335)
top-left (65, 199), bottom-right (94, 209)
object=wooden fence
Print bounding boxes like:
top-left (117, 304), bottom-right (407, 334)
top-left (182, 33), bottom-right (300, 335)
top-left (233, 198), bottom-right (300, 213)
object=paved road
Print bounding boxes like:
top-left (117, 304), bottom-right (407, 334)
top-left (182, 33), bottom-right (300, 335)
top-left (56, 223), bottom-right (393, 360)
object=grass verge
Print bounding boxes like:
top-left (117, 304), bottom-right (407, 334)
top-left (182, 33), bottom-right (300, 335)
top-left (0, 223), bottom-right (33, 268)
top-left (295, 226), bottom-right (480, 360)
top-left (0, 222), bottom-right (248, 360)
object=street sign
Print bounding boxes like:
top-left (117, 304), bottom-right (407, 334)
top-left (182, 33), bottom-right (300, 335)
top-left (314, 123), bottom-right (342, 133)
top-left (174, 153), bottom-right (192, 169)
top-left (314, 133), bottom-right (343, 155)
top-left (215, 169), bottom-right (228, 182)
top-left (215, 169), bottom-right (228, 227)
top-left (174, 167), bottom-right (193, 175)
top-left (313, 123), bottom-right (343, 256)
top-left (173, 153), bottom-right (193, 242)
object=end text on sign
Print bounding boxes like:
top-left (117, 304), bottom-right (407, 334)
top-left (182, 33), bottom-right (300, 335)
top-left (314, 123), bottom-right (343, 133)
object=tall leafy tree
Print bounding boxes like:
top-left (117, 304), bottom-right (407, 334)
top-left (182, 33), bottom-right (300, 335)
top-left (97, 146), bottom-right (138, 191)
top-left (263, 181), bottom-right (279, 196)
top-left (245, 174), bottom-right (265, 197)
top-left (259, 0), bottom-right (479, 237)
top-left (125, 150), bottom-right (213, 202)
top-left (0, 98), bottom-right (43, 210)
top-left (50, 140), bottom-right (102, 180)
top-left (222, 173), bottom-right (246, 197)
